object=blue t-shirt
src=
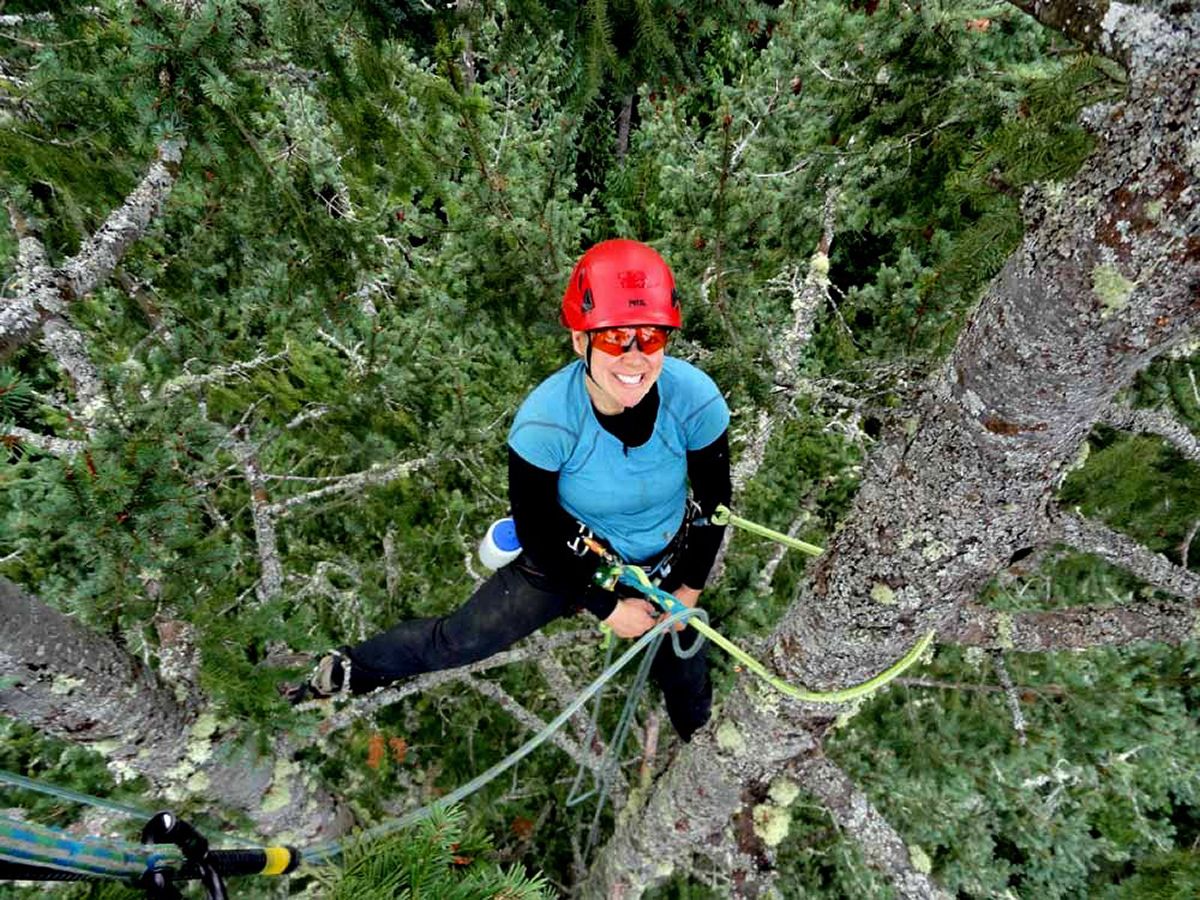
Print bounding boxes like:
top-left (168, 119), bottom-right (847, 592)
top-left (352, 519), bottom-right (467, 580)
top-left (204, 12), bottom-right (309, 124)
top-left (508, 357), bottom-right (730, 563)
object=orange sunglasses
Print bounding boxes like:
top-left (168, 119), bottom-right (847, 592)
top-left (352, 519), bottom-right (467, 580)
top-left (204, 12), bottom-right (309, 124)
top-left (589, 326), bottom-right (671, 356)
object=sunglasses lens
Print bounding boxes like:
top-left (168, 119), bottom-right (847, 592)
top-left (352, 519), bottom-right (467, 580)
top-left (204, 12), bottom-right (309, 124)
top-left (590, 327), bottom-right (670, 356)
top-left (635, 326), bottom-right (669, 353)
top-left (591, 328), bottom-right (635, 356)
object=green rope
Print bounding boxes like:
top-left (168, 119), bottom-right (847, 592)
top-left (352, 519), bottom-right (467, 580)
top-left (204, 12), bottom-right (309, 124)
top-left (618, 568), bottom-right (933, 704)
top-left (710, 503), bottom-right (824, 556)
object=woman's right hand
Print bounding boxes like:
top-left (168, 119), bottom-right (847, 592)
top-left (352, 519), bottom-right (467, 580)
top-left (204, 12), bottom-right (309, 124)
top-left (603, 598), bottom-right (659, 639)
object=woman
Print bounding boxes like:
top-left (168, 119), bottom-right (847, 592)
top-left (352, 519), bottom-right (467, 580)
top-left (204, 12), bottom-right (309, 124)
top-left (290, 240), bottom-right (731, 741)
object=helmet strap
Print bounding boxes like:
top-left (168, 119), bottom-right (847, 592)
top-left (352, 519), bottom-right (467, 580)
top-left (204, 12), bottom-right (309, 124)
top-left (583, 335), bottom-right (596, 382)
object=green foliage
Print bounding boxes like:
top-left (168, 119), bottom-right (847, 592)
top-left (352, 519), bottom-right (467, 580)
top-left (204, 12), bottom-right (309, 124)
top-left (1060, 429), bottom-right (1200, 561)
top-left (1, 0), bottom-right (1197, 896)
top-left (315, 805), bottom-right (553, 898)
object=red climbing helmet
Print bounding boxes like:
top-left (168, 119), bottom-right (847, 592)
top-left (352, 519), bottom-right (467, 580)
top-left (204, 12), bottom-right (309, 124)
top-left (561, 239), bottom-right (682, 331)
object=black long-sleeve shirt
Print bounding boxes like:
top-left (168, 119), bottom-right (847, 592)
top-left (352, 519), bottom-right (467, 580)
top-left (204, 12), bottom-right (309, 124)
top-left (508, 384), bottom-right (731, 619)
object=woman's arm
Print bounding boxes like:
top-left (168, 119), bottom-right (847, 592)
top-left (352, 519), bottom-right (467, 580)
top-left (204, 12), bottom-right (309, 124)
top-left (507, 448), bottom-right (620, 620)
top-left (671, 429), bottom-right (732, 591)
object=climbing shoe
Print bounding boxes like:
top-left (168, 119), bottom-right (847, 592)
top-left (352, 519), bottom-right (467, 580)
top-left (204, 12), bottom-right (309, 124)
top-left (278, 650), bottom-right (351, 705)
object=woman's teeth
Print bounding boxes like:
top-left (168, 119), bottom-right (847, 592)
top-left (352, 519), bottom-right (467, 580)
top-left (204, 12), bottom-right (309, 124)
top-left (615, 374), bottom-right (643, 385)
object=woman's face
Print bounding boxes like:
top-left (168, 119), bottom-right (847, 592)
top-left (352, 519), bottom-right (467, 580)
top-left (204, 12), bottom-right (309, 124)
top-left (572, 329), bottom-right (665, 415)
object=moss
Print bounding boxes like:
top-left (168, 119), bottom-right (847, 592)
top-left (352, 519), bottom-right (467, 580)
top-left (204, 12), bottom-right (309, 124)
top-left (908, 842), bottom-right (933, 874)
top-left (261, 757), bottom-right (300, 814)
top-left (809, 251), bottom-right (830, 281)
top-left (995, 611), bottom-right (1015, 650)
top-left (49, 674), bottom-right (85, 695)
top-left (191, 711), bottom-right (220, 741)
top-left (768, 777), bottom-right (801, 807)
top-left (1092, 264), bottom-right (1135, 318)
top-left (871, 582), bottom-right (896, 605)
top-left (922, 540), bottom-right (951, 562)
top-left (716, 721), bottom-right (746, 755)
top-left (752, 803), bottom-right (791, 848)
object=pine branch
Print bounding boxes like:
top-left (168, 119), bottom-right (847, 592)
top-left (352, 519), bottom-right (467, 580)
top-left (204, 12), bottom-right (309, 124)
top-left (1054, 508), bottom-right (1200, 599)
top-left (945, 599), bottom-right (1197, 650)
top-left (1104, 401), bottom-right (1200, 465)
top-left (792, 753), bottom-right (950, 900)
top-left (1, 424), bottom-right (85, 456)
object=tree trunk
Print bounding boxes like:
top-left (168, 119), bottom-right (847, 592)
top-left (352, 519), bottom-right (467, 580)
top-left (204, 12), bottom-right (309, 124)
top-left (585, 2), bottom-right (1200, 896)
top-left (0, 579), bottom-right (348, 841)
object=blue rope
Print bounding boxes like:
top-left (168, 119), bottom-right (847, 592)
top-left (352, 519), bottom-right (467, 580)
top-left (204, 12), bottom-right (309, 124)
top-left (0, 769), bottom-right (150, 821)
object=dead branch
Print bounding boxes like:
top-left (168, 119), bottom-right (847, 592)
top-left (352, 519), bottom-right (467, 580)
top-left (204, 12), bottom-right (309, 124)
top-left (1054, 509), bottom-right (1200, 599)
top-left (1182, 519), bottom-right (1199, 570)
top-left (2, 424), bottom-right (85, 456)
top-left (793, 753), bottom-right (950, 899)
top-left (1105, 401), bottom-right (1200, 465)
top-left (756, 511), bottom-right (813, 594)
top-left (307, 627), bottom-right (600, 736)
top-left (265, 455), bottom-right (436, 517)
top-left (161, 349), bottom-right (288, 399)
top-left (990, 651), bottom-right (1027, 746)
top-left (465, 675), bottom-right (616, 787)
top-left (60, 139), bottom-right (184, 300)
top-left (945, 599), bottom-right (1196, 651)
top-left (230, 425), bottom-right (284, 603)
top-left (1, 140), bottom-right (184, 414)
top-left (767, 188), bottom-right (838, 386)
top-left (533, 640), bottom-right (600, 748)
top-left (383, 528), bottom-right (400, 599)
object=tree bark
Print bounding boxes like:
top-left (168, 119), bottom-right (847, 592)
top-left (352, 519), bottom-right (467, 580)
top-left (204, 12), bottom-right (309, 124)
top-left (586, 3), bottom-right (1200, 896)
top-left (0, 579), bottom-right (347, 841)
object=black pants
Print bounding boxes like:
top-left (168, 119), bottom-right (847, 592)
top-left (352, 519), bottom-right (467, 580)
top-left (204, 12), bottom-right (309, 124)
top-left (345, 555), bottom-right (712, 741)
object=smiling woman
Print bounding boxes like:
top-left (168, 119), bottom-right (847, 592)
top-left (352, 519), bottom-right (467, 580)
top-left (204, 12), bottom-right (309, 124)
top-left (286, 240), bottom-right (732, 742)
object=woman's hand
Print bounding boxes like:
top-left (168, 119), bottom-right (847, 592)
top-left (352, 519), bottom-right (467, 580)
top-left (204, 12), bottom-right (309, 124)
top-left (603, 598), bottom-right (660, 639)
top-left (660, 585), bottom-right (701, 631)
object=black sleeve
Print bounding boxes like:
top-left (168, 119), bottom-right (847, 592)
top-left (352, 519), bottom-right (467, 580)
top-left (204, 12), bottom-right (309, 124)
top-left (508, 448), bottom-right (619, 620)
top-left (674, 429), bottom-right (731, 590)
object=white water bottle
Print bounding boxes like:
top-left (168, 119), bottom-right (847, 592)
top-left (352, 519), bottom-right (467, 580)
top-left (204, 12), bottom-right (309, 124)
top-left (478, 517), bottom-right (522, 570)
